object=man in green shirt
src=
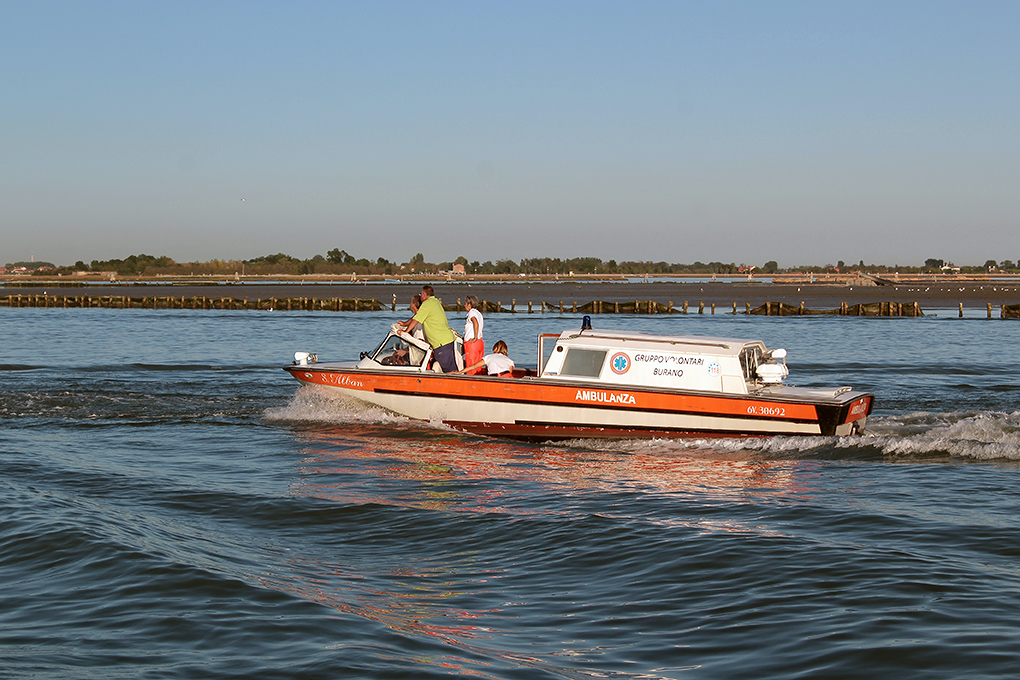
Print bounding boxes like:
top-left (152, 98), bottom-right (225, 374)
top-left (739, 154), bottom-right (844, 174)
top-left (399, 285), bottom-right (458, 372)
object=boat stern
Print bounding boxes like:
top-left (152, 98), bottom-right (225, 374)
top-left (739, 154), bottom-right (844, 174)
top-left (832, 393), bottom-right (874, 435)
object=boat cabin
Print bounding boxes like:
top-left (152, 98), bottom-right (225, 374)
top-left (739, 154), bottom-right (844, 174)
top-left (294, 322), bottom-right (789, 396)
top-left (538, 328), bottom-right (788, 395)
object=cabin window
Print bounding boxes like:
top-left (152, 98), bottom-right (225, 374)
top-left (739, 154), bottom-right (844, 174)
top-left (560, 348), bottom-right (607, 378)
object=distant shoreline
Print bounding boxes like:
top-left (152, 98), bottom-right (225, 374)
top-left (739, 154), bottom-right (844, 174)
top-left (4, 271), bottom-right (1020, 286)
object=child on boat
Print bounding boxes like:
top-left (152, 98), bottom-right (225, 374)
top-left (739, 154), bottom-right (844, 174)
top-left (455, 340), bottom-right (514, 377)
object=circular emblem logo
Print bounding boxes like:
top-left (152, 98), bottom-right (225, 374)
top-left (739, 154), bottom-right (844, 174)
top-left (610, 352), bottom-right (631, 374)
top-left (708, 362), bottom-right (721, 376)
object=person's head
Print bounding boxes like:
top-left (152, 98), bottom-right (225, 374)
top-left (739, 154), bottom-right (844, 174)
top-left (420, 285), bottom-right (434, 300)
top-left (465, 294), bottom-right (479, 309)
top-left (410, 294), bottom-right (421, 312)
top-left (492, 340), bottom-right (508, 355)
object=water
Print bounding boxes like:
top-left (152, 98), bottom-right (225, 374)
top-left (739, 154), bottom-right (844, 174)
top-left (2, 308), bottom-right (1020, 679)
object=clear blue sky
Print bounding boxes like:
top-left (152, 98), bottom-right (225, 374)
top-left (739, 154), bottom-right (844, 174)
top-left (2, 1), bottom-right (1018, 268)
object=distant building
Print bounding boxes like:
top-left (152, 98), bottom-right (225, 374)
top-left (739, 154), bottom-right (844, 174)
top-left (452, 263), bottom-right (466, 276)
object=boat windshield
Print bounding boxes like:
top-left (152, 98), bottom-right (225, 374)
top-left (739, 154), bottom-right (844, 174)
top-left (373, 334), bottom-right (428, 368)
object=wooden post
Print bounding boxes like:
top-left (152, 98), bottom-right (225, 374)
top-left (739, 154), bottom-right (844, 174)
top-left (497, 301), bottom-right (502, 313)
top-left (732, 302), bottom-right (737, 314)
top-left (560, 300), bottom-right (564, 313)
top-left (745, 302), bottom-right (750, 315)
top-left (959, 302), bottom-right (964, 318)
top-left (528, 301), bottom-right (533, 313)
top-left (511, 299), bottom-right (516, 313)
top-left (682, 301), bottom-right (688, 314)
top-left (668, 301), bottom-right (673, 313)
top-left (987, 302), bottom-right (992, 318)
top-left (799, 301), bottom-right (804, 315)
top-left (711, 303), bottom-right (715, 314)
top-left (766, 301), bottom-right (772, 316)
top-left (699, 301), bottom-right (705, 314)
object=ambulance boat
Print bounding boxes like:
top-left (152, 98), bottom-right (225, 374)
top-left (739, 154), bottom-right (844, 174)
top-left (283, 318), bottom-right (873, 440)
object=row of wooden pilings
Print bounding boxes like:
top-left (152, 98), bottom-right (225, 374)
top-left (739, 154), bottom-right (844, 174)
top-left (0, 295), bottom-right (382, 311)
top-left (5, 293), bottom-right (1020, 317)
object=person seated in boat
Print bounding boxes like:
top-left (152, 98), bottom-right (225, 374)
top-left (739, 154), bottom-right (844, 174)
top-left (397, 285), bottom-right (458, 373)
top-left (455, 340), bottom-right (515, 377)
top-left (380, 344), bottom-right (410, 366)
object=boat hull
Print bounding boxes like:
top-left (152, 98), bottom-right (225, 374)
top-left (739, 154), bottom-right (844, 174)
top-left (284, 365), bottom-right (872, 440)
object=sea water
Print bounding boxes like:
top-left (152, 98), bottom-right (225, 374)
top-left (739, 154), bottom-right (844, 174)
top-left (2, 308), bottom-right (1020, 679)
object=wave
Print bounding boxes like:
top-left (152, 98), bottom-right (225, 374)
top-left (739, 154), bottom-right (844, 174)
top-left (264, 387), bottom-right (1020, 462)
top-left (863, 410), bottom-right (1020, 461)
top-left (263, 385), bottom-right (416, 427)
top-left (576, 411), bottom-right (1020, 462)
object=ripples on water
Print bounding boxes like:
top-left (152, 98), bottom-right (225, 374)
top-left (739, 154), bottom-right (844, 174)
top-left (2, 309), bottom-right (1020, 679)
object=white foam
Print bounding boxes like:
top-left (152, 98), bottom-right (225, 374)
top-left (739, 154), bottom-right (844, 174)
top-left (868, 411), bottom-right (1020, 460)
top-left (264, 395), bottom-right (1020, 461)
top-left (263, 385), bottom-right (413, 426)
top-left (561, 412), bottom-right (1020, 461)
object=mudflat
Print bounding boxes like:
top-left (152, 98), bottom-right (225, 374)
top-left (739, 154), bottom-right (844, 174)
top-left (4, 279), bottom-right (1020, 310)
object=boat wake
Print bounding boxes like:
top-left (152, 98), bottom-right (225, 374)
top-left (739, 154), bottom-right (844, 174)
top-left (268, 388), bottom-right (1020, 462)
top-left (574, 411), bottom-right (1020, 462)
top-left (264, 384), bottom-right (414, 427)
top-left (863, 410), bottom-right (1020, 461)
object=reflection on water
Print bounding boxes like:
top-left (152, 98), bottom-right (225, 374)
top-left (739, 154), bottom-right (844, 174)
top-left (288, 424), bottom-right (818, 514)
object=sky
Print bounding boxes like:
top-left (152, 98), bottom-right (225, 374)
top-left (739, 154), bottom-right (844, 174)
top-left (2, 1), bottom-right (1018, 269)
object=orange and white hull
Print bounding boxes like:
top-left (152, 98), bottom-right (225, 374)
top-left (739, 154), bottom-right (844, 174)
top-left (284, 363), bottom-right (872, 440)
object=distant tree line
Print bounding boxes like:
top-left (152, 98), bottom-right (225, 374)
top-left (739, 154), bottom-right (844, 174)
top-left (8, 253), bottom-right (1020, 277)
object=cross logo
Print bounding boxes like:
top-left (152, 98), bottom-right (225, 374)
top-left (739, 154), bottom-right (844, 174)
top-left (610, 352), bottom-right (631, 374)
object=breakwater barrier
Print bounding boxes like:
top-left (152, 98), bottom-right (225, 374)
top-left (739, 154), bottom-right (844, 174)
top-left (0, 294), bottom-right (978, 317)
top-left (0, 295), bottom-right (382, 311)
top-left (7, 294), bottom-right (1019, 317)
